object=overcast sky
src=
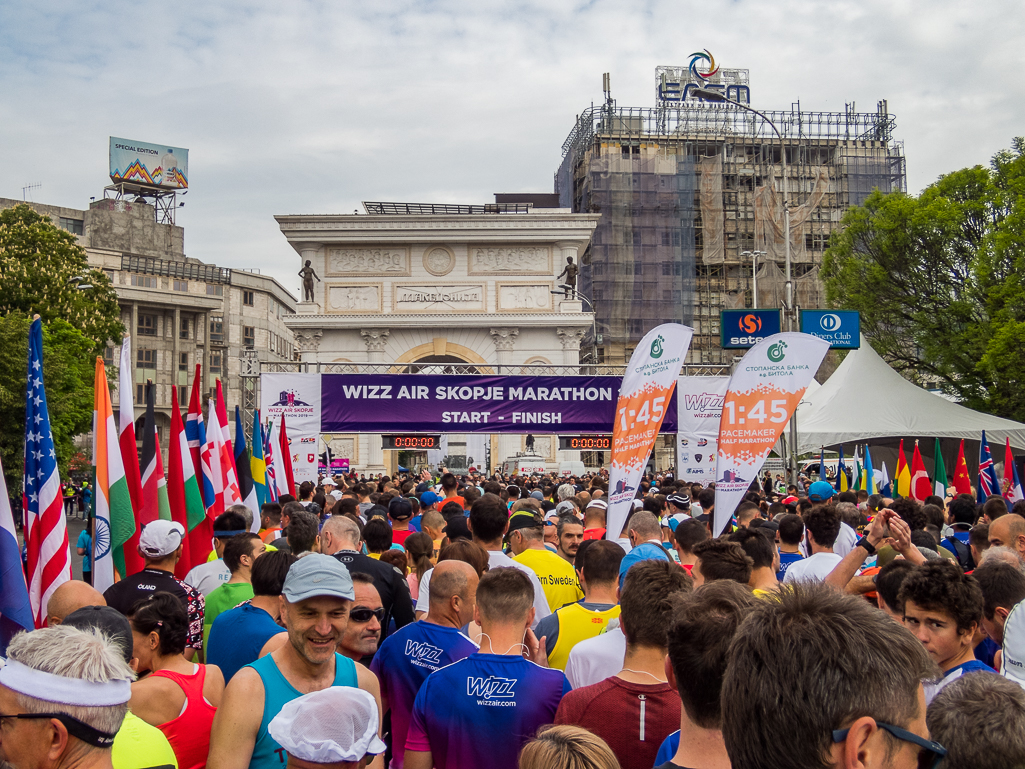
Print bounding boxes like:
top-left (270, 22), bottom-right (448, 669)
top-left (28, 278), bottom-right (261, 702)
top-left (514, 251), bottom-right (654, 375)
top-left (2, 1), bottom-right (1022, 298)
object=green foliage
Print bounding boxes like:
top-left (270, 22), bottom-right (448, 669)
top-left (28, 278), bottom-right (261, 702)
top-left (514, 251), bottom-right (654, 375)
top-left (0, 315), bottom-right (96, 495)
top-left (822, 138), bottom-right (1025, 421)
top-left (0, 204), bottom-right (123, 352)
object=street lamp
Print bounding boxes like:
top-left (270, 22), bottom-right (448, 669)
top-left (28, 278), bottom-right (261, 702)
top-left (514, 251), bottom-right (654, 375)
top-left (740, 250), bottom-right (766, 309)
top-left (692, 87), bottom-right (799, 486)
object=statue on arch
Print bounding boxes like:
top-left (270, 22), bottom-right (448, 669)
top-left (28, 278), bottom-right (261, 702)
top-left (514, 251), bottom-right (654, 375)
top-left (557, 256), bottom-right (578, 299)
top-left (299, 260), bottom-right (321, 302)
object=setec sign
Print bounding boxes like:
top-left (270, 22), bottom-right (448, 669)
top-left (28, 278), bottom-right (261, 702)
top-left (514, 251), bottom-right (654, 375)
top-left (800, 310), bottom-right (860, 349)
top-left (720, 309), bottom-right (781, 349)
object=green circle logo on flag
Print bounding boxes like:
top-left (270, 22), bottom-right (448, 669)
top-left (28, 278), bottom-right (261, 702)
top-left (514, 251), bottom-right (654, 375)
top-left (650, 335), bottom-right (665, 359)
top-left (767, 340), bottom-right (788, 362)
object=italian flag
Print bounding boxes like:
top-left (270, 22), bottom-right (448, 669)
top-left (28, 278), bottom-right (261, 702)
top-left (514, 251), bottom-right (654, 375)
top-left (92, 358), bottom-right (136, 592)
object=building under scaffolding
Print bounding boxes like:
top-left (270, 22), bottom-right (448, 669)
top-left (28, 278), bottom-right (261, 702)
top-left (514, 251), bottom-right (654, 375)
top-left (556, 65), bottom-right (906, 364)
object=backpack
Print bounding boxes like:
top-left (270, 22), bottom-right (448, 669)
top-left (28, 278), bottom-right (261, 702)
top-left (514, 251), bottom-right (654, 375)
top-left (944, 535), bottom-right (975, 572)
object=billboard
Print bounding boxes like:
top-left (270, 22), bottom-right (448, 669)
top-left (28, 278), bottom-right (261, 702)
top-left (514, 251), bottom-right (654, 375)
top-left (800, 310), bottom-right (861, 349)
top-left (109, 137), bottom-right (189, 189)
top-left (720, 309), bottom-right (782, 349)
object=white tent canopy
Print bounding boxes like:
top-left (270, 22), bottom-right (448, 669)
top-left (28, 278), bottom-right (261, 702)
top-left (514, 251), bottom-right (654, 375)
top-left (794, 336), bottom-right (1025, 455)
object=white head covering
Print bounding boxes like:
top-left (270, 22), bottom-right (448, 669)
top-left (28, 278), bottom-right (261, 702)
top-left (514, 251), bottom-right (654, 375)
top-left (1001, 601), bottom-right (1025, 690)
top-left (268, 687), bottom-right (386, 763)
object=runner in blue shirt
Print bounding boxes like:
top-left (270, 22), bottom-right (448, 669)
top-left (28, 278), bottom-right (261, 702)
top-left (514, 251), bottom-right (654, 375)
top-left (405, 568), bottom-right (569, 769)
top-left (371, 560), bottom-right (479, 769)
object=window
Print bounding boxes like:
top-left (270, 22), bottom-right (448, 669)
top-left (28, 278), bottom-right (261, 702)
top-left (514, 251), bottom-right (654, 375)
top-left (136, 384), bottom-right (145, 404)
top-left (243, 290), bottom-right (255, 307)
top-left (137, 314), bottom-right (156, 336)
top-left (58, 217), bottom-right (84, 235)
top-left (131, 274), bottom-right (158, 289)
top-left (173, 280), bottom-right (188, 292)
top-left (102, 346), bottom-right (114, 366)
top-left (178, 352), bottom-right (188, 371)
top-left (243, 326), bottom-right (255, 347)
top-left (209, 350), bottom-right (222, 374)
top-left (206, 284), bottom-right (223, 296)
top-left (179, 317), bottom-right (189, 339)
top-left (209, 317), bottom-right (224, 343)
top-left (103, 269), bottom-right (115, 282)
top-left (178, 385), bottom-right (188, 407)
top-left (136, 349), bottom-right (155, 368)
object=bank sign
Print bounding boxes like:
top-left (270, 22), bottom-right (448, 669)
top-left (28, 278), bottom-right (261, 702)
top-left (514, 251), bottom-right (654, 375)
top-left (720, 310), bottom-right (781, 349)
top-left (800, 310), bottom-right (860, 349)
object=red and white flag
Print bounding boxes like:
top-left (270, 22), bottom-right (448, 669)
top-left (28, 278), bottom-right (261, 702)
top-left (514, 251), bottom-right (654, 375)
top-left (278, 413), bottom-right (297, 498)
top-left (910, 441), bottom-right (932, 502)
top-left (23, 318), bottom-right (71, 625)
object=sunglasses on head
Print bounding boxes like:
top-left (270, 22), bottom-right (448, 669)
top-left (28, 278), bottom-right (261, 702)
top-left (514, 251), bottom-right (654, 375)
top-left (833, 722), bottom-right (945, 769)
top-left (349, 607), bottom-right (386, 623)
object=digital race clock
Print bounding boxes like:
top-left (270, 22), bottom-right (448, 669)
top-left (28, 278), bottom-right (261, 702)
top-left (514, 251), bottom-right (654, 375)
top-left (382, 435), bottom-right (441, 450)
top-left (557, 435), bottom-right (612, 451)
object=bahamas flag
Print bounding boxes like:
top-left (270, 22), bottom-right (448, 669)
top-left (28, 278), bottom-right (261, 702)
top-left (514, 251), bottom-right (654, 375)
top-left (92, 357), bottom-right (136, 591)
top-left (251, 409), bottom-right (268, 511)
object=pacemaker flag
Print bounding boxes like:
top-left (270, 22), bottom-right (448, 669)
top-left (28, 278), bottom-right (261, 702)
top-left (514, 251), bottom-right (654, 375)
top-left (953, 439), bottom-right (972, 496)
top-left (933, 438), bottom-right (948, 498)
top-left (606, 324), bottom-right (693, 542)
top-left (92, 358), bottom-right (136, 592)
top-left (714, 333), bottom-right (830, 536)
top-left (895, 440), bottom-right (911, 498)
top-left (910, 441), bottom-right (931, 502)
top-left (117, 336), bottom-right (144, 575)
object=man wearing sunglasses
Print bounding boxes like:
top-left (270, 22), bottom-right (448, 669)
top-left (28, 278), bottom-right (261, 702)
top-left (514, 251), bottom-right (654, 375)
top-left (722, 583), bottom-right (945, 769)
top-left (339, 572), bottom-right (386, 666)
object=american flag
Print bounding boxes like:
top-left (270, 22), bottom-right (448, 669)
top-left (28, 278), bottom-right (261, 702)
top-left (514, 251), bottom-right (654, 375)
top-left (23, 318), bottom-right (71, 626)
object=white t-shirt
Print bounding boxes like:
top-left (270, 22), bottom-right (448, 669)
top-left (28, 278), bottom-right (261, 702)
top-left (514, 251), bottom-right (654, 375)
top-left (782, 552), bottom-right (843, 583)
top-left (799, 521), bottom-right (858, 558)
top-left (565, 622), bottom-right (627, 689)
top-left (414, 550), bottom-right (551, 628)
top-left (184, 559), bottom-right (230, 596)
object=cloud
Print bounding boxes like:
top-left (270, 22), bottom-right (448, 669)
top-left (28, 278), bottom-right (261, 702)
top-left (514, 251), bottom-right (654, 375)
top-left (1, 0), bottom-right (1022, 295)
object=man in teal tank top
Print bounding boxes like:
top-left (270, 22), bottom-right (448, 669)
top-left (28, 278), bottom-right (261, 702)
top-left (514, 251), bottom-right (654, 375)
top-left (207, 554), bottom-right (385, 769)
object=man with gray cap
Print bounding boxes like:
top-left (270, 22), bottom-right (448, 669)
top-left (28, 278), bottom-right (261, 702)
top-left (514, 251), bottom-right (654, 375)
top-left (102, 519), bottom-right (205, 660)
top-left (268, 687), bottom-right (386, 769)
top-left (207, 553), bottom-right (383, 769)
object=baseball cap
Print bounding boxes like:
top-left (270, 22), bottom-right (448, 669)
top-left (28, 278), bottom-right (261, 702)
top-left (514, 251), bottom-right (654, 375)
top-left (321, 477), bottom-right (337, 488)
top-left (530, 490), bottom-right (544, 501)
top-left (808, 481), bottom-right (836, 503)
top-left (631, 499), bottom-right (644, 510)
top-left (507, 510), bottom-right (544, 533)
top-left (667, 494), bottom-right (690, 509)
top-left (781, 495), bottom-right (799, 505)
top-left (139, 520), bottom-right (185, 558)
top-left (586, 499), bottom-right (608, 510)
top-left (555, 500), bottom-right (577, 516)
top-left (282, 554), bottom-right (355, 603)
top-left (62, 606), bottom-right (134, 665)
top-left (388, 497), bottom-right (413, 521)
top-left (1001, 601), bottom-right (1025, 690)
top-left (269, 687), bottom-right (386, 763)
top-left (420, 491), bottom-right (442, 507)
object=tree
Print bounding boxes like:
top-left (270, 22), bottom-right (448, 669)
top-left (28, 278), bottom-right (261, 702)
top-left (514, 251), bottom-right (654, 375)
top-left (822, 138), bottom-right (1025, 421)
top-left (0, 204), bottom-right (123, 352)
top-left (0, 315), bottom-right (96, 495)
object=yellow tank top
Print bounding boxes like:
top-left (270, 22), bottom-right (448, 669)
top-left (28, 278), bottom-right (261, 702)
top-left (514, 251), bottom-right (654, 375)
top-left (548, 602), bottom-right (621, 671)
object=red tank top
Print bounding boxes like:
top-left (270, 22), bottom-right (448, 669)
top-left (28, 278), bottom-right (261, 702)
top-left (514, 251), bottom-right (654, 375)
top-left (150, 665), bottom-right (217, 769)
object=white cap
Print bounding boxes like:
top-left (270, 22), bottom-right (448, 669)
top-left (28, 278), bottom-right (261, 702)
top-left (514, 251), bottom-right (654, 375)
top-left (268, 687), bottom-right (387, 763)
top-left (139, 520), bottom-right (185, 558)
top-left (632, 499), bottom-right (644, 510)
top-left (1001, 601), bottom-right (1025, 690)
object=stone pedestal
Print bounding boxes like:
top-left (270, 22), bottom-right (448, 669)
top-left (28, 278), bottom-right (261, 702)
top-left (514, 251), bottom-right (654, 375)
top-left (559, 300), bottom-right (583, 313)
top-left (296, 301), bottom-right (321, 314)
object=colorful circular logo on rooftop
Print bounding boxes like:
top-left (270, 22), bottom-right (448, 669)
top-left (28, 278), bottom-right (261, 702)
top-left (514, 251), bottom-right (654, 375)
top-left (688, 49), bottom-right (719, 82)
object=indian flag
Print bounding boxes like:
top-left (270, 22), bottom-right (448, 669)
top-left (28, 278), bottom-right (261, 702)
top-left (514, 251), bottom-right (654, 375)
top-left (92, 358), bottom-right (136, 592)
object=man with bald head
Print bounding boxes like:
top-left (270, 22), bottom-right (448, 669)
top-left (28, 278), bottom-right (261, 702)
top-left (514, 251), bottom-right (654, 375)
top-left (371, 560), bottom-right (479, 769)
top-left (45, 579), bottom-right (105, 625)
top-left (988, 513), bottom-right (1025, 563)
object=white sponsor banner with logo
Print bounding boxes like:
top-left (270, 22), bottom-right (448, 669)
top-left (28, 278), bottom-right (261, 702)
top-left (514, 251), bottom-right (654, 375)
top-left (714, 333), bottom-right (829, 535)
top-left (607, 324), bottom-right (693, 542)
top-left (262, 374), bottom-right (322, 484)
top-left (676, 376), bottom-right (729, 483)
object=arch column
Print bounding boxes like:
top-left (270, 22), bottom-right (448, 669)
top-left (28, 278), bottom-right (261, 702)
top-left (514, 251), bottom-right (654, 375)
top-left (490, 327), bottom-right (519, 369)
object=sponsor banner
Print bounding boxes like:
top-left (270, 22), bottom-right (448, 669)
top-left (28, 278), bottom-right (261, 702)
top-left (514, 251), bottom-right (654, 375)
top-left (307, 374), bottom-right (678, 435)
top-left (109, 137), bottom-right (189, 189)
top-left (800, 310), bottom-right (861, 349)
top-left (292, 435), bottom-right (318, 484)
top-left (261, 374), bottom-right (322, 437)
top-left (720, 309), bottom-right (782, 349)
top-left (714, 333), bottom-right (830, 535)
top-left (676, 376), bottom-right (729, 484)
top-left (607, 325), bottom-right (694, 542)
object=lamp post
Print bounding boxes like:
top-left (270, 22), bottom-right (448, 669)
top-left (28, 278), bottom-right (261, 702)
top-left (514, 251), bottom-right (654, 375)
top-left (692, 88), bottom-right (799, 486)
top-left (740, 250), bottom-right (766, 309)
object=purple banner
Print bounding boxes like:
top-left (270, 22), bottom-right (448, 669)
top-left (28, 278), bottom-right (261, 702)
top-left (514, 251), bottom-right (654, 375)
top-left (320, 374), bottom-right (679, 434)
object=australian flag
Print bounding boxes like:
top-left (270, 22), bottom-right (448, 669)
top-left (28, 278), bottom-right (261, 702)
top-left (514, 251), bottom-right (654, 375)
top-left (978, 430), bottom-right (1000, 503)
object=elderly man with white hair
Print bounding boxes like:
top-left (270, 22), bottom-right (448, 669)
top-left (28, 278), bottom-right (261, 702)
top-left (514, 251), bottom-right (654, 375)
top-left (0, 624), bottom-right (135, 769)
